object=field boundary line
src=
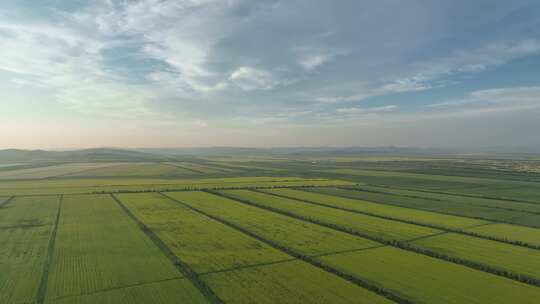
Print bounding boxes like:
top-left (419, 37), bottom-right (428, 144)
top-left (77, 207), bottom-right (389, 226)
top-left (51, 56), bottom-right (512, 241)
top-left (36, 194), bottom-right (63, 304)
top-left (47, 276), bottom-right (185, 302)
top-left (0, 195), bottom-right (15, 208)
top-left (264, 188), bottom-right (540, 250)
top-left (214, 190), bottom-right (540, 287)
top-left (161, 192), bottom-right (413, 304)
top-left (110, 194), bottom-right (223, 304)
top-left (199, 258), bottom-right (297, 276)
top-left (162, 162), bottom-right (204, 174)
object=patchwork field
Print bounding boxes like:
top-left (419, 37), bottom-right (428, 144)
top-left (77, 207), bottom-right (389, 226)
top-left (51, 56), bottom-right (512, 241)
top-left (1, 159), bottom-right (539, 303)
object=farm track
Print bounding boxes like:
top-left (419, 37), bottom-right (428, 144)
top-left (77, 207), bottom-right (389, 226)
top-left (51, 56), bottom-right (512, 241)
top-left (212, 190), bottom-right (540, 287)
top-left (111, 194), bottom-right (223, 304)
top-left (36, 195), bottom-right (63, 304)
top-left (161, 192), bottom-right (412, 304)
top-left (276, 188), bottom-right (540, 250)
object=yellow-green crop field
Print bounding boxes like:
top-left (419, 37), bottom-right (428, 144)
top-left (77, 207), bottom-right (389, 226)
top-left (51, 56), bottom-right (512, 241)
top-left (1, 160), bottom-right (540, 303)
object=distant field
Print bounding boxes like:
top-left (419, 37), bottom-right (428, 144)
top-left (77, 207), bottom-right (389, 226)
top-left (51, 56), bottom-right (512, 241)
top-left (1, 158), bottom-right (540, 303)
top-left (0, 163), bottom-right (120, 180)
top-left (309, 186), bottom-right (540, 228)
top-left (0, 176), bottom-right (353, 196)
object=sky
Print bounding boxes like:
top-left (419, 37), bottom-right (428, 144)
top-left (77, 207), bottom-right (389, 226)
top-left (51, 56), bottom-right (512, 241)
top-left (1, 0), bottom-right (540, 149)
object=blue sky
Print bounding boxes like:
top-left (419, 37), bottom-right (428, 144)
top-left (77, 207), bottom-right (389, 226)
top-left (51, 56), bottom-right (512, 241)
top-left (1, 0), bottom-right (540, 149)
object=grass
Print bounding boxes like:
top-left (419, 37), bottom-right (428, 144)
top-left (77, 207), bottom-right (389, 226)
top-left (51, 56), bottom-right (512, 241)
top-left (44, 194), bottom-right (183, 302)
top-left (310, 186), bottom-right (540, 228)
top-left (319, 246), bottom-right (540, 304)
top-left (117, 192), bottom-right (289, 274)
top-left (0, 195), bottom-right (60, 304)
top-left (219, 189), bottom-right (439, 241)
top-left (166, 191), bottom-right (379, 257)
top-left (466, 223), bottom-right (540, 248)
top-left (262, 188), bottom-right (486, 229)
top-left (201, 260), bottom-right (393, 304)
top-left (410, 233), bottom-right (540, 280)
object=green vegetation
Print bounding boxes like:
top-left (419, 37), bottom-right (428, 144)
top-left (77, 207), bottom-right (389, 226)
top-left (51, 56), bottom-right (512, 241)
top-left (319, 247), bottom-right (540, 304)
top-left (44, 194), bottom-right (191, 303)
top-left (466, 223), bottom-right (540, 248)
top-left (261, 188), bottom-right (486, 229)
top-left (0, 176), bottom-right (352, 196)
top-left (166, 191), bottom-right (379, 257)
top-left (219, 189), bottom-right (439, 241)
top-left (2, 154), bottom-right (540, 303)
top-left (308, 186), bottom-right (540, 228)
top-left (202, 260), bottom-right (392, 304)
top-left (118, 192), bottom-right (392, 303)
top-left (0, 196), bottom-right (59, 304)
top-left (117, 192), bottom-right (289, 273)
top-left (411, 233), bottom-right (540, 282)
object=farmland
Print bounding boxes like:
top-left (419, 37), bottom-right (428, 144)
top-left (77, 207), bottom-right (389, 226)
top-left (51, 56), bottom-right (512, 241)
top-left (1, 155), bottom-right (540, 303)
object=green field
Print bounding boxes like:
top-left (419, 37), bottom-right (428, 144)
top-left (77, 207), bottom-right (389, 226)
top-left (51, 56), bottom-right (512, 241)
top-left (0, 176), bottom-right (353, 196)
top-left (219, 189), bottom-right (439, 241)
top-left (117, 192), bottom-right (290, 273)
top-left (167, 191), bottom-right (380, 256)
top-left (261, 188), bottom-right (486, 229)
top-left (1, 157), bottom-right (540, 303)
top-left (308, 186), bottom-right (540, 228)
top-left (411, 233), bottom-right (540, 281)
top-left (44, 194), bottom-right (194, 304)
top-left (117, 192), bottom-right (392, 303)
top-left (0, 196), bottom-right (59, 304)
top-left (319, 247), bottom-right (540, 304)
top-left (466, 223), bottom-right (540, 248)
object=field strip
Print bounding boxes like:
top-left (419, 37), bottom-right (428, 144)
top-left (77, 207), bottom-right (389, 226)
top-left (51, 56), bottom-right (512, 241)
top-left (36, 195), bottom-right (62, 304)
top-left (263, 188), bottom-right (540, 250)
top-left (6, 183), bottom-right (350, 197)
top-left (111, 194), bottom-right (223, 304)
top-left (339, 186), bottom-right (540, 216)
top-left (47, 276), bottom-right (185, 302)
top-left (213, 190), bottom-right (540, 287)
top-left (49, 163), bottom-right (128, 179)
top-left (161, 192), bottom-right (412, 304)
top-left (3, 177), bottom-right (336, 191)
top-left (376, 184), bottom-right (540, 205)
top-left (163, 162), bottom-right (204, 174)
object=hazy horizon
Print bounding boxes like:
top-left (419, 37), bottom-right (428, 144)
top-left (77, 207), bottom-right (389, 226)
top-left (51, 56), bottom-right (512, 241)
top-left (2, 1), bottom-right (540, 149)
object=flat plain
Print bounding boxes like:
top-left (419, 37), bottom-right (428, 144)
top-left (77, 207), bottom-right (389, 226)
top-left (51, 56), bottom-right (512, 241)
top-left (1, 155), bottom-right (540, 303)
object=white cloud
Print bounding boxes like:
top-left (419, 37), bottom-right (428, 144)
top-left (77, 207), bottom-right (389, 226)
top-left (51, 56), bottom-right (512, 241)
top-left (229, 66), bottom-right (282, 91)
top-left (336, 105), bottom-right (398, 114)
top-left (428, 86), bottom-right (540, 109)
